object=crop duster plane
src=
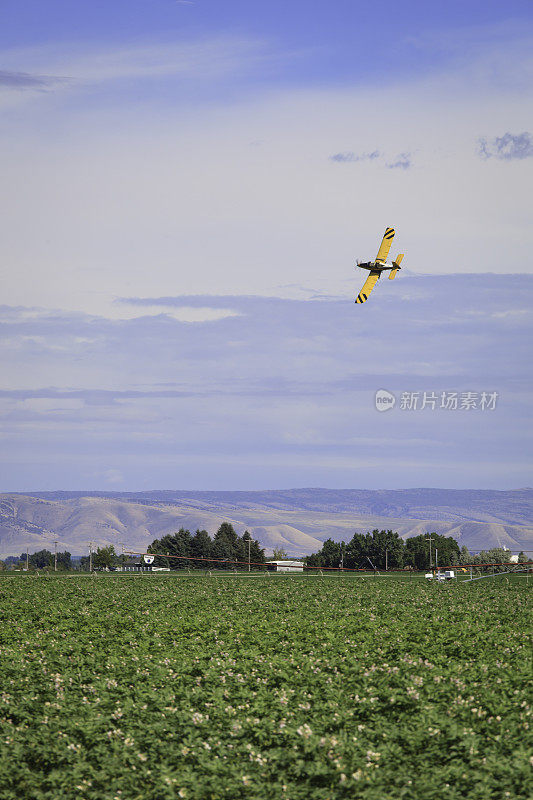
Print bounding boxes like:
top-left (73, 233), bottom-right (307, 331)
top-left (354, 227), bottom-right (404, 304)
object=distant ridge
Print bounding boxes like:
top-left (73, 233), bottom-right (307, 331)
top-left (9, 488), bottom-right (533, 524)
top-left (1, 489), bottom-right (532, 558)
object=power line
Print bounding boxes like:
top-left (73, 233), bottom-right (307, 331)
top-left (123, 550), bottom-right (532, 574)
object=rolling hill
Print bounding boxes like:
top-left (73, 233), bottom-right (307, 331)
top-left (1, 488), bottom-right (532, 559)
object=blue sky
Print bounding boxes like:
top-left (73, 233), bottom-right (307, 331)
top-left (3, 1), bottom-right (532, 82)
top-left (1, 1), bottom-right (532, 490)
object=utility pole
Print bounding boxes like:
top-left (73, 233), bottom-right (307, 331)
top-left (54, 540), bottom-right (58, 572)
top-left (248, 537), bottom-right (251, 572)
top-left (426, 534), bottom-right (435, 570)
top-left (385, 549), bottom-right (388, 571)
top-left (120, 542), bottom-right (125, 572)
top-left (435, 549), bottom-right (438, 571)
top-left (89, 542), bottom-right (93, 573)
top-left (26, 548), bottom-right (29, 571)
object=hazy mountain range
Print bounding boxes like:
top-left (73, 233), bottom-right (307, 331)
top-left (1, 488), bottom-right (532, 559)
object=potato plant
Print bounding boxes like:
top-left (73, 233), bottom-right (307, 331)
top-left (0, 575), bottom-right (530, 799)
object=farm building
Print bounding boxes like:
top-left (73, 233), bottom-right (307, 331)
top-left (119, 558), bottom-right (153, 573)
top-left (267, 560), bottom-right (304, 572)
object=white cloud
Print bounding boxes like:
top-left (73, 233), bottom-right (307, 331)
top-left (101, 468), bottom-right (125, 486)
top-left (110, 304), bottom-right (241, 322)
top-left (0, 36), bottom-right (270, 90)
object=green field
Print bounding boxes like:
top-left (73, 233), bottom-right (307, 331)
top-left (0, 575), bottom-right (530, 799)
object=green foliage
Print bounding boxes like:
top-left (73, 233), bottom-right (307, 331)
top-left (148, 524), bottom-right (266, 570)
top-left (468, 548), bottom-right (513, 565)
top-left (271, 547), bottom-right (288, 560)
top-left (307, 530), bottom-right (408, 570)
top-left (79, 555), bottom-right (91, 571)
top-left (56, 551), bottom-right (72, 570)
top-left (404, 534), bottom-right (460, 569)
top-left (459, 545), bottom-right (471, 564)
top-left (21, 549), bottom-right (53, 569)
top-left (457, 548), bottom-right (522, 573)
top-left (190, 529), bottom-right (212, 562)
top-left (17, 550), bottom-right (73, 570)
top-left (0, 576), bottom-right (529, 799)
top-left (92, 546), bottom-right (117, 570)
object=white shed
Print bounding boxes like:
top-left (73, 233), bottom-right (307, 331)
top-left (268, 560), bottom-right (304, 572)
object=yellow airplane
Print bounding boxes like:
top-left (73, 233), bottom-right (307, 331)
top-left (354, 227), bottom-right (404, 304)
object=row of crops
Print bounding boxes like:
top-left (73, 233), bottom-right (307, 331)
top-left (0, 575), bottom-right (530, 799)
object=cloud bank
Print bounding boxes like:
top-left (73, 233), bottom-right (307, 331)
top-left (0, 274), bottom-right (531, 491)
top-left (478, 132), bottom-right (533, 160)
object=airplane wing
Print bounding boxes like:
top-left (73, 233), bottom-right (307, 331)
top-left (355, 270), bottom-right (381, 303)
top-left (375, 227), bottom-right (395, 263)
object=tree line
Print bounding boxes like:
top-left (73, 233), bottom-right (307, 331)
top-left (0, 524), bottom-right (265, 571)
top-left (2, 529), bottom-right (528, 572)
top-left (6, 549), bottom-right (73, 570)
top-left (147, 523), bottom-right (265, 569)
top-left (79, 524), bottom-right (267, 570)
top-left (306, 530), bottom-right (460, 570)
top-left (304, 531), bottom-right (531, 571)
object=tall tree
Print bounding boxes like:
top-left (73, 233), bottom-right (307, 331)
top-left (79, 555), bottom-right (91, 571)
top-left (305, 539), bottom-right (342, 569)
top-left (56, 551), bottom-right (72, 570)
top-left (365, 529), bottom-right (405, 569)
top-left (405, 534), bottom-right (460, 569)
top-left (211, 523), bottom-right (240, 568)
top-left (235, 531), bottom-right (266, 570)
top-left (248, 536), bottom-right (266, 569)
top-left (93, 545), bottom-right (117, 569)
top-left (149, 529), bottom-right (193, 569)
top-left (190, 529), bottom-right (212, 566)
top-left (344, 533), bottom-right (367, 569)
top-left (22, 549), bottom-right (53, 569)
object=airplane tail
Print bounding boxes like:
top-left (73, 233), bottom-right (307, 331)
top-left (389, 253), bottom-right (404, 280)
